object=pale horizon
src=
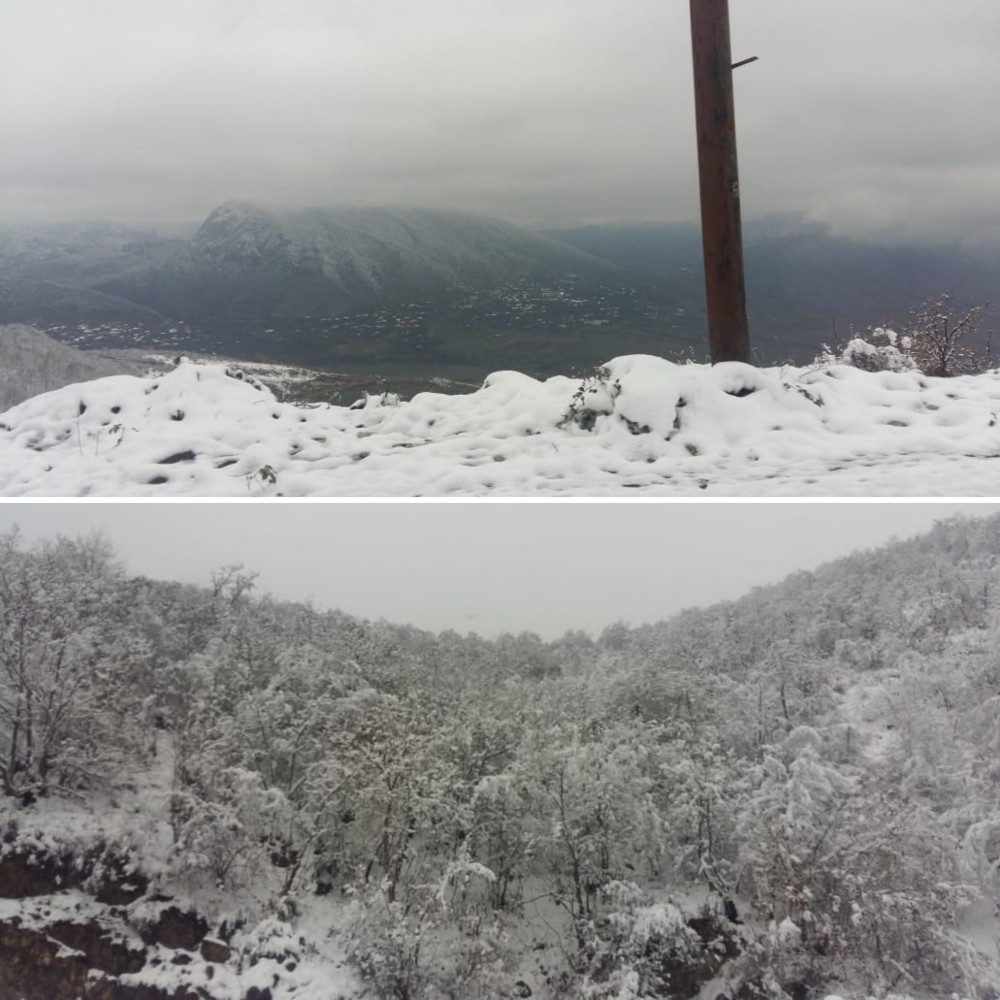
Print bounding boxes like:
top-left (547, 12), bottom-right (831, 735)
top-left (0, 501), bottom-right (995, 640)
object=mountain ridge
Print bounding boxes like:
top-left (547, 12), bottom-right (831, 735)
top-left (98, 200), bottom-right (619, 320)
top-left (2, 206), bottom-right (998, 372)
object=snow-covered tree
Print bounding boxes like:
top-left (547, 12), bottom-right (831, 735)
top-left (905, 292), bottom-right (988, 376)
top-left (0, 529), bottom-right (148, 801)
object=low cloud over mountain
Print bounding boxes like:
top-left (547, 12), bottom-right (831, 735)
top-left (98, 201), bottom-right (618, 320)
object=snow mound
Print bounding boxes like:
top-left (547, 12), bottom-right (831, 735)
top-left (3, 355), bottom-right (1000, 496)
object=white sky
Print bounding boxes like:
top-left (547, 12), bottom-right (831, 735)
top-left (2, 1), bottom-right (999, 244)
top-left (0, 501), bottom-right (995, 639)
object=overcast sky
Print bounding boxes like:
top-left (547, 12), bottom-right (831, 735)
top-left (2, 1), bottom-right (998, 244)
top-left (0, 501), bottom-right (995, 639)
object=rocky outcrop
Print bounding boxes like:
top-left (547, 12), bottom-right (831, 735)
top-left (45, 917), bottom-right (146, 975)
top-left (0, 839), bottom-right (148, 903)
top-left (0, 922), bottom-right (201, 1000)
top-left (0, 840), bottom-right (324, 1000)
top-left (0, 850), bottom-right (71, 897)
top-left (138, 906), bottom-right (209, 952)
top-left (0, 850), bottom-right (220, 1000)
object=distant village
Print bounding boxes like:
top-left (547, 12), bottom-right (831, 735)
top-left (35, 278), bottom-right (690, 367)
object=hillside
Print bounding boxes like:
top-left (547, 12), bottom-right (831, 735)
top-left (4, 210), bottom-right (998, 376)
top-left (98, 201), bottom-right (618, 321)
top-left (1, 516), bottom-right (999, 999)
top-left (4, 353), bottom-right (1000, 496)
top-left (0, 324), bottom-right (137, 411)
top-left (0, 277), bottom-right (168, 329)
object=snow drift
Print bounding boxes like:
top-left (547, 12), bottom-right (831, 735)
top-left (3, 355), bottom-right (1000, 496)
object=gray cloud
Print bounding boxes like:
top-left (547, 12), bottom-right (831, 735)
top-left (2, 0), bottom-right (998, 242)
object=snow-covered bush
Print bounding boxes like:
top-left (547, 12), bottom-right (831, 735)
top-left (737, 740), bottom-right (984, 995)
top-left (818, 295), bottom-right (990, 377)
top-left (168, 767), bottom-right (290, 887)
top-left (561, 365), bottom-right (622, 431)
top-left (574, 882), bottom-right (705, 1000)
top-left (344, 879), bottom-right (515, 1000)
top-left (232, 915), bottom-right (308, 967)
top-left (342, 886), bottom-right (434, 1000)
top-left (960, 814), bottom-right (1000, 965)
top-left (817, 327), bottom-right (916, 373)
top-left (438, 856), bottom-right (498, 926)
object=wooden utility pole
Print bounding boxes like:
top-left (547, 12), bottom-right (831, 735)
top-left (690, 0), bottom-right (750, 364)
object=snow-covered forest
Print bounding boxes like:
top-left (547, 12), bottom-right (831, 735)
top-left (2, 515), bottom-right (1000, 999)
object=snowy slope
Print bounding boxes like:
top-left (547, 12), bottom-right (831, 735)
top-left (3, 355), bottom-right (1000, 496)
top-left (99, 200), bottom-right (617, 319)
top-left (3, 519), bottom-right (1000, 998)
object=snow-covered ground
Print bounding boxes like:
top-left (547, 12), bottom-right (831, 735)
top-left (3, 354), bottom-right (1000, 496)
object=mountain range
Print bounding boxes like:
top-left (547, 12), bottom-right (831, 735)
top-left (97, 201), bottom-right (616, 320)
top-left (0, 202), bottom-right (997, 372)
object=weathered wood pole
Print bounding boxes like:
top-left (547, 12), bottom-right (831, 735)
top-left (690, 0), bottom-right (750, 363)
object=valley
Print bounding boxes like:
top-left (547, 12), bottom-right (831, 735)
top-left (3, 203), bottom-right (997, 398)
top-left (33, 278), bottom-right (703, 397)
top-left (1, 514), bottom-right (999, 998)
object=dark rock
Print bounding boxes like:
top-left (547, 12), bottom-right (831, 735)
top-left (200, 937), bottom-right (232, 963)
top-left (139, 906), bottom-right (209, 951)
top-left (0, 920), bottom-right (201, 1000)
top-left (46, 918), bottom-right (146, 975)
top-left (0, 921), bottom-right (93, 1000)
top-left (95, 872), bottom-right (149, 906)
top-left (514, 980), bottom-right (533, 997)
top-left (781, 973), bottom-right (828, 1000)
top-left (157, 450), bottom-right (197, 465)
top-left (244, 988), bottom-right (273, 1000)
top-left (0, 848), bottom-right (76, 896)
top-left (0, 857), bottom-right (63, 896)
